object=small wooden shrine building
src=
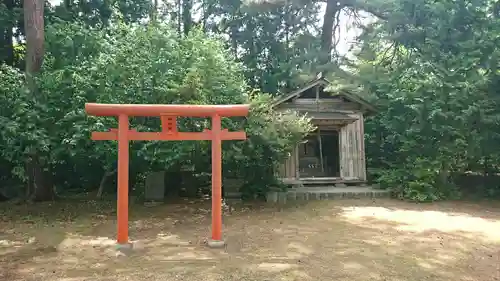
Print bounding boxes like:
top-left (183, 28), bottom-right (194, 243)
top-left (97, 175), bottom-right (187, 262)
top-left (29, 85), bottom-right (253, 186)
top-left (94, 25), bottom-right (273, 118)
top-left (273, 75), bottom-right (376, 186)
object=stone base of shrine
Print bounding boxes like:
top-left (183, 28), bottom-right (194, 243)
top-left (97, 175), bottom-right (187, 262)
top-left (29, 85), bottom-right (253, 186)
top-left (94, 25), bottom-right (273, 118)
top-left (266, 186), bottom-right (389, 204)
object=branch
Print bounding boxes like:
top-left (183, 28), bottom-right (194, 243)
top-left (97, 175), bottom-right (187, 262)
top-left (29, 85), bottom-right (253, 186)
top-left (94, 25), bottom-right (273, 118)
top-left (344, 0), bottom-right (390, 20)
top-left (378, 42), bottom-right (395, 66)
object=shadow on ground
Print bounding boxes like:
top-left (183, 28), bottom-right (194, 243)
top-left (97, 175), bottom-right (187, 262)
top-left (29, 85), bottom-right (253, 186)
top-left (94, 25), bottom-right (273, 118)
top-left (0, 198), bottom-right (499, 281)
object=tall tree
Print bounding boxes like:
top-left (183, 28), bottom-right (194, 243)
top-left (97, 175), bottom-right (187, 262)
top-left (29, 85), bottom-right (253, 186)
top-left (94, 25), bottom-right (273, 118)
top-left (24, 0), bottom-right (55, 201)
top-left (182, 0), bottom-right (193, 35)
top-left (0, 0), bottom-right (15, 66)
top-left (24, 0), bottom-right (44, 79)
top-left (320, 0), bottom-right (342, 67)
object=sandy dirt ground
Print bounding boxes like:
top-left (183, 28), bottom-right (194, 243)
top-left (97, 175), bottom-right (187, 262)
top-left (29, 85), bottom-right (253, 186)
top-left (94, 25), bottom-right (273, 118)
top-left (1, 198), bottom-right (500, 281)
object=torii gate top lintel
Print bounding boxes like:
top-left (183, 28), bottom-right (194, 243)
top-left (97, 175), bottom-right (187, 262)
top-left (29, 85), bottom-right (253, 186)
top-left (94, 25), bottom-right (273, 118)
top-left (85, 103), bottom-right (250, 117)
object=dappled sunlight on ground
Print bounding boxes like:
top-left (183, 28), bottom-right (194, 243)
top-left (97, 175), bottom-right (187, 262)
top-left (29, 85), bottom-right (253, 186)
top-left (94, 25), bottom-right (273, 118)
top-left (340, 206), bottom-right (500, 242)
top-left (1, 199), bottom-right (499, 281)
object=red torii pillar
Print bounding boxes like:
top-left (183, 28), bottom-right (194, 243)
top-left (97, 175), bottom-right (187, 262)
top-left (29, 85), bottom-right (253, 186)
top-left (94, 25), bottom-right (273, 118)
top-left (85, 103), bottom-right (249, 248)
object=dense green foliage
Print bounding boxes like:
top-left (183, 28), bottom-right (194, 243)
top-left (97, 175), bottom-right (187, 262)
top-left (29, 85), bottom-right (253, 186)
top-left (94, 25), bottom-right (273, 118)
top-left (1, 0), bottom-right (499, 201)
top-left (0, 19), bottom-right (312, 199)
top-left (350, 0), bottom-right (500, 201)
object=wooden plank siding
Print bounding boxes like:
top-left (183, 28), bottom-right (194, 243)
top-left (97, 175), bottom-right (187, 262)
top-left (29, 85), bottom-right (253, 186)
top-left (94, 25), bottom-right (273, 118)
top-left (273, 80), bottom-right (373, 183)
top-left (278, 145), bottom-right (298, 180)
top-left (278, 116), bottom-right (367, 182)
top-left (339, 112), bottom-right (366, 180)
top-left (280, 98), bottom-right (362, 112)
top-left (359, 114), bottom-right (367, 180)
top-left (276, 114), bottom-right (367, 183)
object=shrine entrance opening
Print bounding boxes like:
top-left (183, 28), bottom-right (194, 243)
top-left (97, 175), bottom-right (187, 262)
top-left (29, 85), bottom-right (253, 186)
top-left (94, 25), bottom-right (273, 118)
top-left (85, 103), bottom-right (250, 248)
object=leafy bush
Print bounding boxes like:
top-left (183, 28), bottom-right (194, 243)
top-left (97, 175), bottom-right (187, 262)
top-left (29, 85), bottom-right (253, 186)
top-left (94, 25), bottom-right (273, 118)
top-left (229, 93), bottom-right (313, 199)
top-left (354, 0), bottom-right (500, 202)
top-left (0, 21), bottom-right (313, 199)
top-left (376, 159), bottom-right (460, 202)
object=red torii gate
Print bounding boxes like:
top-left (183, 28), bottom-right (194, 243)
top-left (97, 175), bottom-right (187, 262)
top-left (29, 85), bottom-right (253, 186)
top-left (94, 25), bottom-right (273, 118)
top-left (85, 103), bottom-right (249, 248)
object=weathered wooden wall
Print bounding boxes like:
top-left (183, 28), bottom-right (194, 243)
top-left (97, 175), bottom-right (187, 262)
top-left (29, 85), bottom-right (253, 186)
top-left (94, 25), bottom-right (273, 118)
top-left (275, 84), bottom-right (368, 182)
top-left (278, 145), bottom-right (298, 180)
top-left (279, 97), bottom-right (362, 112)
top-left (339, 113), bottom-right (366, 180)
top-left (277, 115), bottom-right (367, 182)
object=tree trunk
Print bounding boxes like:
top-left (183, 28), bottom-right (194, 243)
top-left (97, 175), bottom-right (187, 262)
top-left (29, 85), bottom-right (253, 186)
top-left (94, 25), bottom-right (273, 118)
top-left (24, 0), bottom-right (45, 78)
top-left (201, 0), bottom-right (213, 33)
top-left (96, 168), bottom-right (116, 198)
top-left (150, 0), bottom-right (158, 23)
top-left (0, 190), bottom-right (9, 202)
top-left (230, 22), bottom-right (238, 57)
top-left (1, 0), bottom-right (14, 66)
top-left (176, 0), bottom-right (182, 35)
top-left (24, 0), bottom-right (54, 201)
top-left (284, 0), bottom-right (291, 89)
top-left (62, 0), bottom-right (74, 20)
top-left (182, 0), bottom-right (192, 35)
top-left (25, 155), bottom-right (55, 201)
top-left (64, 0), bottom-right (72, 10)
top-left (320, 0), bottom-right (341, 67)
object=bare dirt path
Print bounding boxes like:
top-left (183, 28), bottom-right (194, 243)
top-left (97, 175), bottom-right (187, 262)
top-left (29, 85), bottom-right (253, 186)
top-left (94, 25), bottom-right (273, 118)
top-left (1, 198), bottom-right (499, 281)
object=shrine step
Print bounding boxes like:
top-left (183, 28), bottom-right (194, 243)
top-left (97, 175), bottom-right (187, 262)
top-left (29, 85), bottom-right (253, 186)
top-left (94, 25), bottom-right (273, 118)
top-left (266, 186), bottom-right (390, 204)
